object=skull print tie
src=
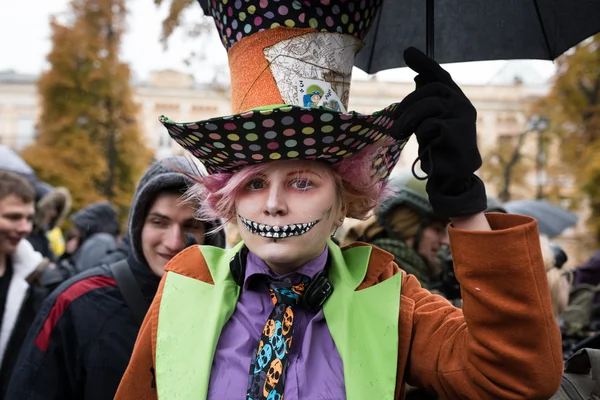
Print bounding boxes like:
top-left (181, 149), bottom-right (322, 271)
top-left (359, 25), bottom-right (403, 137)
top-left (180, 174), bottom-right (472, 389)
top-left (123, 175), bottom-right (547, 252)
top-left (246, 277), bottom-right (310, 400)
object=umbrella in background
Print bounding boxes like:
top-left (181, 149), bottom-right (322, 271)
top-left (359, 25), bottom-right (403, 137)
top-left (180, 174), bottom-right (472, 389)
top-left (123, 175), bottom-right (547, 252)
top-left (504, 199), bottom-right (578, 238)
top-left (0, 145), bottom-right (37, 181)
top-left (356, 0), bottom-right (600, 73)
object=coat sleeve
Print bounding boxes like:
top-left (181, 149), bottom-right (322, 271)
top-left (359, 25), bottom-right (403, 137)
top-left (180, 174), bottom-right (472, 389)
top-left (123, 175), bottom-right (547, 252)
top-left (114, 276), bottom-right (164, 400)
top-left (403, 213), bottom-right (563, 399)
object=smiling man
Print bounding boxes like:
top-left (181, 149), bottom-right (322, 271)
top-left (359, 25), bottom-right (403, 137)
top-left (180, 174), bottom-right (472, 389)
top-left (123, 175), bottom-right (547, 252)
top-left (6, 157), bottom-right (225, 400)
top-left (0, 171), bottom-right (45, 398)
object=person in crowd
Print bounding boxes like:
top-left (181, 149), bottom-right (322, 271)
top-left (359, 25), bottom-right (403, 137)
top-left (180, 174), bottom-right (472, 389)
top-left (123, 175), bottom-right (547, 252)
top-left (342, 171), bottom-right (450, 293)
top-left (114, 3), bottom-right (562, 398)
top-left (67, 201), bottom-right (121, 274)
top-left (26, 182), bottom-right (71, 261)
top-left (0, 171), bottom-right (47, 398)
top-left (6, 156), bottom-right (225, 400)
top-left (539, 236), bottom-right (571, 320)
top-left (96, 234), bottom-right (131, 266)
top-left (572, 249), bottom-right (600, 296)
top-left (39, 201), bottom-right (121, 291)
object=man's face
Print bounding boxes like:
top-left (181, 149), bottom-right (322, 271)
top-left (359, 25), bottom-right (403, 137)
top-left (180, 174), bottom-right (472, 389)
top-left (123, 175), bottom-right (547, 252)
top-left (141, 193), bottom-right (205, 277)
top-left (235, 160), bottom-right (345, 274)
top-left (0, 194), bottom-right (35, 255)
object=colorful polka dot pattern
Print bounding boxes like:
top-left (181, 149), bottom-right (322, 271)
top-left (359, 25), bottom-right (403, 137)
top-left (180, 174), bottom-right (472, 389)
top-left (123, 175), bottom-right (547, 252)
top-left (161, 103), bottom-right (409, 180)
top-left (208, 0), bottom-right (383, 50)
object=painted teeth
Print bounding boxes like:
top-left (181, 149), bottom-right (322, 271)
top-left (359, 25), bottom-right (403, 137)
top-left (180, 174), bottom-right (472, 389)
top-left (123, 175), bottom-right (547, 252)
top-left (238, 215), bottom-right (319, 238)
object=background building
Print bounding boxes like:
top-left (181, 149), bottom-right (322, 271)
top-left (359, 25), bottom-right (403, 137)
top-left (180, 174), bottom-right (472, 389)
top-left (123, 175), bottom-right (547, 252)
top-left (3, 65), bottom-right (588, 264)
top-left (0, 64), bottom-right (549, 162)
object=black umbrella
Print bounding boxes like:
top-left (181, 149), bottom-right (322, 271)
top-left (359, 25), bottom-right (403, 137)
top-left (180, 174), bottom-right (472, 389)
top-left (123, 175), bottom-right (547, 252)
top-left (356, 0), bottom-right (600, 73)
top-left (0, 145), bottom-right (37, 180)
top-left (504, 199), bottom-right (578, 238)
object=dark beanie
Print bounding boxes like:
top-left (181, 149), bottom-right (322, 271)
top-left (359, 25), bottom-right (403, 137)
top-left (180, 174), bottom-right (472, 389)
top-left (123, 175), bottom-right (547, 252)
top-left (128, 156), bottom-right (225, 266)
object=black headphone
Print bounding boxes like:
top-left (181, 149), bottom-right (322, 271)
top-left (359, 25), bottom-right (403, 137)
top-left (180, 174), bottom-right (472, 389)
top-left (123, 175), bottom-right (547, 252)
top-left (230, 246), bottom-right (334, 313)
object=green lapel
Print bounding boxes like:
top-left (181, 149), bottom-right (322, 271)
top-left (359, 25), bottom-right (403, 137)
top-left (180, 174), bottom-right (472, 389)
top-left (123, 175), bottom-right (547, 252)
top-left (324, 240), bottom-right (402, 400)
top-left (155, 243), bottom-right (243, 399)
top-left (155, 241), bottom-right (401, 400)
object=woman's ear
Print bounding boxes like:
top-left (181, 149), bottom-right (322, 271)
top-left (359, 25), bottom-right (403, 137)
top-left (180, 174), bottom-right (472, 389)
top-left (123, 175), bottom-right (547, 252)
top-left (334, 215), bottom-right (346, 228)
top-left (333, 202), bottom-right (349, 228)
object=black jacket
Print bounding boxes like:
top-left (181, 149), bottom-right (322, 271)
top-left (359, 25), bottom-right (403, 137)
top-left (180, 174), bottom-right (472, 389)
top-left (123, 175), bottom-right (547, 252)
top-left (0, 285), bottom-right (46, 399)
top-left (4, 252), bottom-right (159, 400)
top-left (0, 242), bottom-right (48, 399)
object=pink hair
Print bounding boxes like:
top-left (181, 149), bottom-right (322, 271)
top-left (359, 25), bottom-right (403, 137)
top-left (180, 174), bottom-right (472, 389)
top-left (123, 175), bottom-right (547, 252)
top-left (186, 142), bottom-right (394, 229)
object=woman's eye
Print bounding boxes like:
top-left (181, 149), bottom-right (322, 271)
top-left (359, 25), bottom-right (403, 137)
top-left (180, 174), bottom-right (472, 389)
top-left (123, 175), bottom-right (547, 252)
top-left (246, 179), bottom-right (267, 190)
top-left (290, 179), bottom-right (314, 190)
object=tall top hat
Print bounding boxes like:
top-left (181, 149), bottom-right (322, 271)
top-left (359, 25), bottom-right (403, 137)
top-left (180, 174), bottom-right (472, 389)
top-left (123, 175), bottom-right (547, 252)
top-left (160, 0), bottom-right (411, 182)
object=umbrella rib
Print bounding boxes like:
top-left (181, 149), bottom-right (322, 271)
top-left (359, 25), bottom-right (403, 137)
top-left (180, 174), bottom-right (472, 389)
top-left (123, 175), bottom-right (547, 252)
top-left (532, 0), bottom-right (554, 59)
top-left (364, 0), bottom-right (383, 73)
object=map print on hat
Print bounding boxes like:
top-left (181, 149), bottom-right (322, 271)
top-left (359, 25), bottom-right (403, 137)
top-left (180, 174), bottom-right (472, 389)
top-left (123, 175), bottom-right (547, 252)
top-left (264, 32), bottom-right (361, 109)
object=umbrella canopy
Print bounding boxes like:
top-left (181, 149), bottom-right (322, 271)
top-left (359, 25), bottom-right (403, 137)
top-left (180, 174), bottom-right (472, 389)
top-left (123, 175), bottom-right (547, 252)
top-left (356, 0), bottom-right (600, 73)
top-left (0, 145), bottom-right (36, 180)
top-left (504, 199), bottom-right (578, 238)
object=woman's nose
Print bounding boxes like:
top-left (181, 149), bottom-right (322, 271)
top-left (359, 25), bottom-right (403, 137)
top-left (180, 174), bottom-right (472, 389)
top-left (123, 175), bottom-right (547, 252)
top-left (264, 184), bottom-right (288, 217)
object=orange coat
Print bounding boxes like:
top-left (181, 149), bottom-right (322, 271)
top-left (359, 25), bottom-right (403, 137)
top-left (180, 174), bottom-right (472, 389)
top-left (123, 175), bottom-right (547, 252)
top-left (116, 214), bottom-right (563, 399)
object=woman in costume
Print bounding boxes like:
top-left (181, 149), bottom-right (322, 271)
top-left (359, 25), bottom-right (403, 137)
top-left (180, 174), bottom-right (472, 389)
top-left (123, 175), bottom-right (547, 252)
top-left (115, 1), bottom-right (563, 399)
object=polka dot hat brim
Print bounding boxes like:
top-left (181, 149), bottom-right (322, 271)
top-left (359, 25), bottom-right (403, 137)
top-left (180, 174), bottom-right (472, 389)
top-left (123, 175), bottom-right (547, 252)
top-left (161, 103), bottom-right (411, 179)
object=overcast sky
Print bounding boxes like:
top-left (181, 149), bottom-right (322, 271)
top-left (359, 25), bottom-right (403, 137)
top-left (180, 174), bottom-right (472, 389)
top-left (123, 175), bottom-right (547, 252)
top-left (0, 0), bottom-right (558, 85)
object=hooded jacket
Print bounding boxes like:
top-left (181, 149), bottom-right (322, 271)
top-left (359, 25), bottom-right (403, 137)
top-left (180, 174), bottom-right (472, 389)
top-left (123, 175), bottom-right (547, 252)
top-left (5, 157), bottom-right (225, 400)
top-left (0, 240), bottom-right (45, 398)
top-left (69, 202), bottom-right (120, 274)
top-left (26, 183), bottom-right (72, 260)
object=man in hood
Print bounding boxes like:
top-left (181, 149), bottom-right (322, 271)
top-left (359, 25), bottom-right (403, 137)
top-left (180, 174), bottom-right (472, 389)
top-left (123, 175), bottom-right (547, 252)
top-left (0, 171), bottom-right (47, 398)
top-left (6, 156), bottom-right (225, 400)
top-left (26, 182), bottom-right (72, 261)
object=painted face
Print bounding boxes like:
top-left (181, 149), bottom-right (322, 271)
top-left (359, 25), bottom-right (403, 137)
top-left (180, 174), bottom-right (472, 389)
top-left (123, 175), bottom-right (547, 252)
top-left (141, 193), bottom-right (205, 277)
top-left (0, 194), bottom-right (34, 255)
top-left (235, 160), bottom-right (345, 274)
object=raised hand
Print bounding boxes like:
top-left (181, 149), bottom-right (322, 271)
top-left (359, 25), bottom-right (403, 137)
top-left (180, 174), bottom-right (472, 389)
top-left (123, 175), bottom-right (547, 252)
top-left (396, 47), bottom-right (487, 218)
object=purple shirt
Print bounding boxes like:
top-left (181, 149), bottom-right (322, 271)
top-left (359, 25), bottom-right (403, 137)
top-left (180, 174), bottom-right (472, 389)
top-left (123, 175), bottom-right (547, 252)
top-left (208, 247), bottom-right (346, 399)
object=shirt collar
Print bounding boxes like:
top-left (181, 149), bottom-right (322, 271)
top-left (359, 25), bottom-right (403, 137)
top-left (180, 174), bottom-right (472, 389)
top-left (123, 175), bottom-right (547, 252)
top-left (243, 245), bottom-right (329, 289)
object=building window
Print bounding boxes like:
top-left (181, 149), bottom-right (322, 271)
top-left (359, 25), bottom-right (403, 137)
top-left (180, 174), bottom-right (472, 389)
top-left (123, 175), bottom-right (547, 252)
top-left (15, 116), bottom-right (36, 150)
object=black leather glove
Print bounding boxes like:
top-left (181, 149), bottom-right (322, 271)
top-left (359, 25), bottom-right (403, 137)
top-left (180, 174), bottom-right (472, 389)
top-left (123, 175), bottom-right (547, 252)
top-left (395, 47), bottom-right (487, 218)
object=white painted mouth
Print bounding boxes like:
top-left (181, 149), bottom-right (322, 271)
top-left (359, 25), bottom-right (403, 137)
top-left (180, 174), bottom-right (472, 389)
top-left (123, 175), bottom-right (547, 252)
top-left (239, 215), bottom-right (320, 238)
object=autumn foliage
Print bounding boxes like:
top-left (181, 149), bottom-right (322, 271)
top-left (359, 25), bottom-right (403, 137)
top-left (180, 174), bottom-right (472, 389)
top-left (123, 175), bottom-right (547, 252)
top-left (542, 34), bottom-right (600, 244)
top-left (21, 0), bottom-right (152, 221)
